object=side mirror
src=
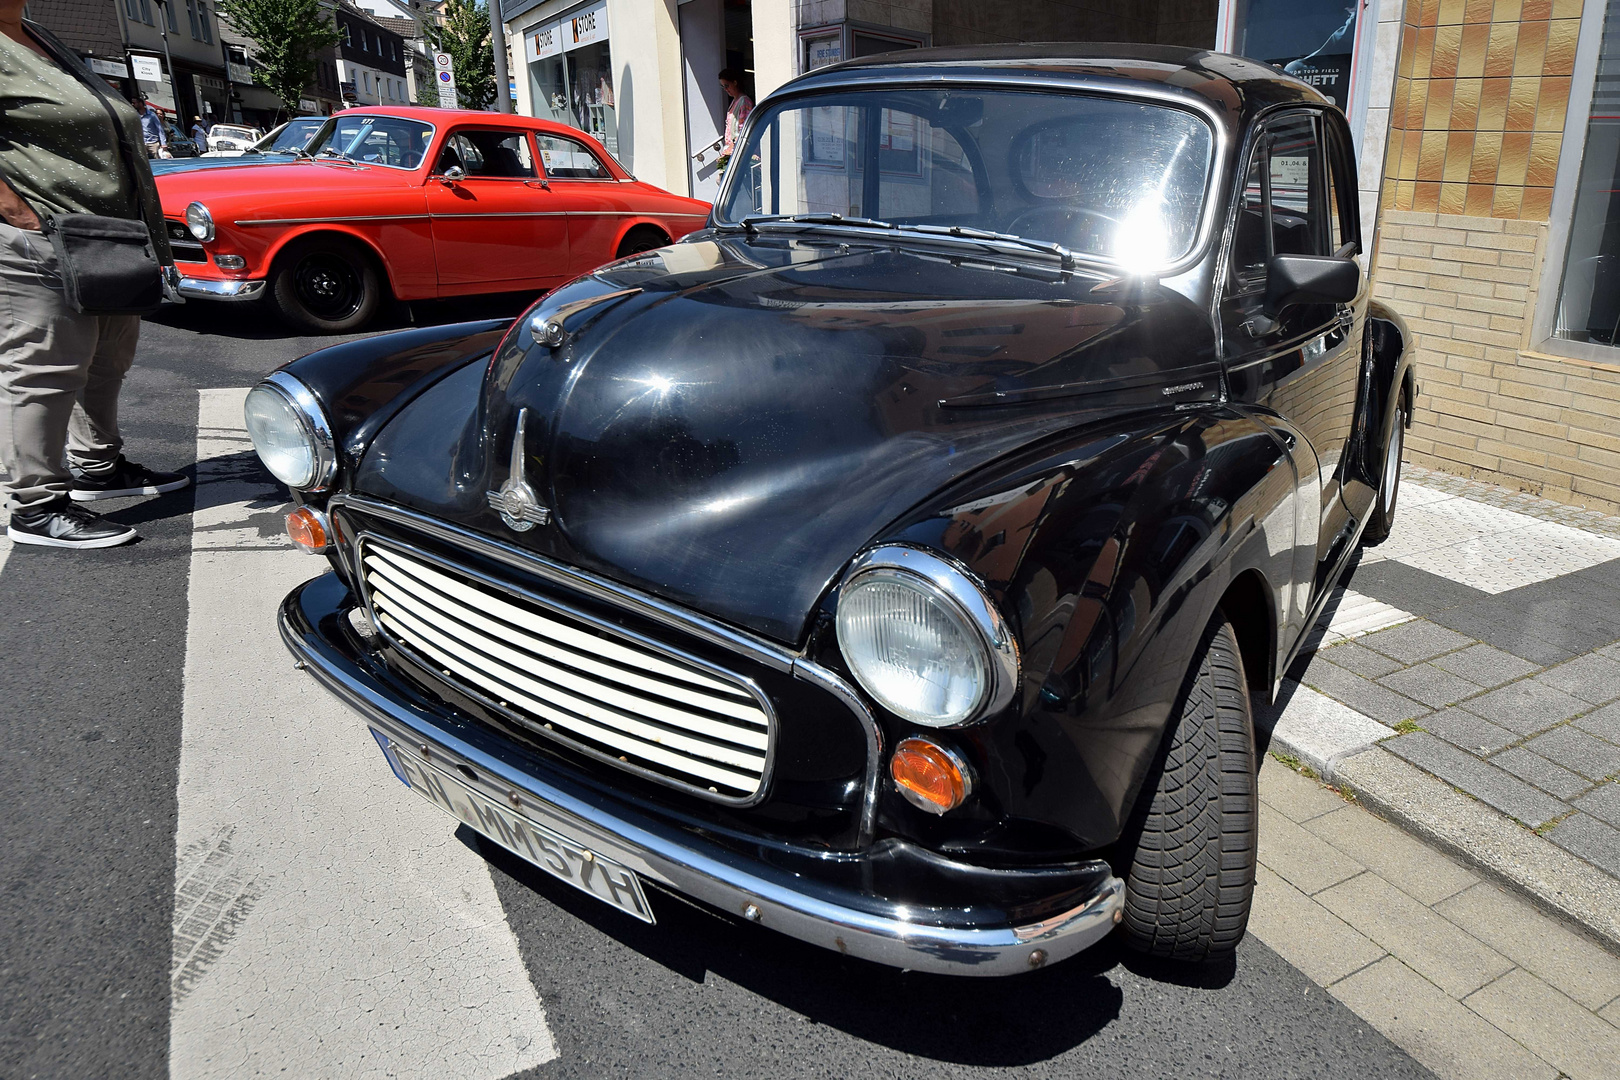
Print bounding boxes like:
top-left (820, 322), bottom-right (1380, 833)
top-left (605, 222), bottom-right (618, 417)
top-left (438, 165), bottom-right (465, 183)
top-left (1263, 253), bottom-right (1359, 317)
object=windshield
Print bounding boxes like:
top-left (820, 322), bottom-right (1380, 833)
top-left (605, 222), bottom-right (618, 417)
top-left (303, 114), bottom-right (434, 169)
top-left (716, 89), bottom-right (1215, 270)
top-left (258, 118), bottom-right (325, 154)
top-left (212, 125), bottom-right (256, 140)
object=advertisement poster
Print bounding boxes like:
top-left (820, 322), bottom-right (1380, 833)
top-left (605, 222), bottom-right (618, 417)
top-left (1229, 0), bottom-right (1358, 112)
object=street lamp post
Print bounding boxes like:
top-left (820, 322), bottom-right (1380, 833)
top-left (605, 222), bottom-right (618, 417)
top-left (488, 0), bottom-right (509, 113)
top-left (151, 0), bottom-right (185, 125)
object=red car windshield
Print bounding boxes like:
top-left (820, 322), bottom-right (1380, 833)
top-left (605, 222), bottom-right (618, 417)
top-left (305, 115), bottom-right (434, 169)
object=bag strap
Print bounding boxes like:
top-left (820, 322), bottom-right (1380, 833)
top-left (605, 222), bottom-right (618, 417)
top-left (23, 21), bottom-right (155, 233)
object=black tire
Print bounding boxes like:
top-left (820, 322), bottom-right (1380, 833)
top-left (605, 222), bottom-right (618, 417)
top-left (616, 226), bottom-right (669, 258)
top-left (1362, 402), bottom-right (1406, 547)
top-left (269, 236), bottom-right (382, 334)
top-left (1119, 613), bottom-right (1257, 962)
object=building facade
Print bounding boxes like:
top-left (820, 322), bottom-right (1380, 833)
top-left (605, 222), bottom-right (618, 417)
top-left (334, 2), bottom-right (411, 107)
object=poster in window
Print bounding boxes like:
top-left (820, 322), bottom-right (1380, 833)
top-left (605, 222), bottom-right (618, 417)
top-left (807, 106), bottom-right (846, 166)
top-left (1230, 0), bottom-right (1357, 111)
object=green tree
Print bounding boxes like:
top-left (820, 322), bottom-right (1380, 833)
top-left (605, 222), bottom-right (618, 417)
top-left (427, 0), bottom-right (496, 111)
top-left (215, 0), bottom-right (340, 117)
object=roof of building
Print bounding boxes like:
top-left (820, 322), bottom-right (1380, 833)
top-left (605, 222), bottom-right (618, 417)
top-left (27, 0), bottom-right (122, 56)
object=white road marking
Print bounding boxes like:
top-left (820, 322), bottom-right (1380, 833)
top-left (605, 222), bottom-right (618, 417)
top-left (1362, 482), bottom-right (1620, 593)
top-left (1314, 588), bottom-right (1414, 646)
top-left (170, 389), bottom-right (555, 1079)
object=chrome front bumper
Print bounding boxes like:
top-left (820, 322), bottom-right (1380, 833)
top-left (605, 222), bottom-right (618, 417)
top-left (177, 276), bottom-right (265, 301)
top-left (280, 576), bottom-right (1126, 976)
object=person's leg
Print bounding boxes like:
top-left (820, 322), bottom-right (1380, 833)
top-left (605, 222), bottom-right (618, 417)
top-left (66, 314), bottom-right (138, 475)
top-left (0, 222), bottom-right (97, 511)
top-left (66, 313), bottom-right (189, 501)
top-left (0, 222), bottom-right (136, 547)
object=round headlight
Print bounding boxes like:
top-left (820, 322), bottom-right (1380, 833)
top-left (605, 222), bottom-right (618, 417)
top-left (243, 374), bottom-right (336, 491)
top-left (834, 547), bottom-right (1019, 727)
top-left (185, 201), bottom-right (214, 242)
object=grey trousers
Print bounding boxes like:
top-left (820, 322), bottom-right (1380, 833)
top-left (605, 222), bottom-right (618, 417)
top-left (0, 220), bottom-right (137, 512)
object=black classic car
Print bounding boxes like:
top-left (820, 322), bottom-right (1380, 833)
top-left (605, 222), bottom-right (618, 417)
top-left (255, 44), bottom-right (1415, 975)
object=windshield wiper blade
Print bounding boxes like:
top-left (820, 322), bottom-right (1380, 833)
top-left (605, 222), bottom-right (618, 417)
top-left (905, 224), bottom-right (1076, 268)
top-left (740, 212), bottom-right (895, 233)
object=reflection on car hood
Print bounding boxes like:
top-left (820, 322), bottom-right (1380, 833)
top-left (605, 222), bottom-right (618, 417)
top-left (358, 235), bottom-right (1218, 643)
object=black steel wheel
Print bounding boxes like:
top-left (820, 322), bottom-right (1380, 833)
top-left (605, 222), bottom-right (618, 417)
top-left (1118, 612), bottom-right (1257, 962)
top-left (1362, 403), bottom-right (1406, 547)
top-left (616, 226), bottom-right (669, 259)
top-left (269, 237), bottom-right (381, 333)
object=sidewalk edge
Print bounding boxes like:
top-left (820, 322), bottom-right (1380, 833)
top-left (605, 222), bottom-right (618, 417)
top-left (1315, 744), bottom-right (1620, 954)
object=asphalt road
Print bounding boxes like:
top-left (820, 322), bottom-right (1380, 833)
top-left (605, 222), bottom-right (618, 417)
top-left (0, 297), bottom-right (1434, 1080)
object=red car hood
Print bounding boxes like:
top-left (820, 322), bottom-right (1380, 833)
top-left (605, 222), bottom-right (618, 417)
top-left (154, 160), bottom-right (420, 215)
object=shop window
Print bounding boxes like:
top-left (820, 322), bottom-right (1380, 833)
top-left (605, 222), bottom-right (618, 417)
top-left (1550, 0), bottom-right (1620, 350)
top-left (536, 134), bottom-right (608, 179)
top-left (524, 3), bottom-right (616, 155)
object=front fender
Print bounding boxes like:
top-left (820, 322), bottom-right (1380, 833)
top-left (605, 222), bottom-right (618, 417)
top-left (276, 318), bottom-right (512, 478)
top-left (866, 406), bottom-right (1297, 854)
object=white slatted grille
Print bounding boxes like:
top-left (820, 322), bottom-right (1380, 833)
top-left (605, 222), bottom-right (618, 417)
top-left (361, 542), bottom-right (772, 799)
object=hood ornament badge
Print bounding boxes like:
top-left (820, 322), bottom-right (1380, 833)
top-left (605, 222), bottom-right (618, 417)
top-left (487, 409), bottom-right (551, 531)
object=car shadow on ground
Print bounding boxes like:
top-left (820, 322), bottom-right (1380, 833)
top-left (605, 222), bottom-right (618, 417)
top-left (468, 827), bottom-right (1236, 1066)
top-left (141, 289), bottom-right (539, 342)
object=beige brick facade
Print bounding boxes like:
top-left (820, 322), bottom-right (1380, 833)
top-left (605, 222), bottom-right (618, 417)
top-left (1372, 208), bottom-right (1620, 514)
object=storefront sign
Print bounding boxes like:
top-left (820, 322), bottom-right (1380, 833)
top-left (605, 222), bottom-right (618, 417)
top-left (227, 60), bottom-right (252, 84)
top-left (299, 98), bottom-right (319, 113)
top-left (566, 2), bottom-right (607, 49)
top-left (195, 73), bottom-right (226, 92)
top-left (130, 54), bottom-right (163, 82)
top-left (87, 57), bottom-right (128, 78)
top-left (804, 34), bottom-right (841, 70)
top-left (524, 1), bottom-right (608, 64)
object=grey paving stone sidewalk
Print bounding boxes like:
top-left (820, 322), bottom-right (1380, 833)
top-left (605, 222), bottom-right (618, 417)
top-left (1264, 466), bottom-right (1620, 947)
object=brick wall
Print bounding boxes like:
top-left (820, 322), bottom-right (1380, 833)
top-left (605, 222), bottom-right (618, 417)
top-left (1373, 209), bottom-right (1620, 513)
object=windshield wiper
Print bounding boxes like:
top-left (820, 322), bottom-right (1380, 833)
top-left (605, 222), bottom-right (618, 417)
top-left (905, 224), bottom-right (1077, 269)
top-left (740, 212), bottom-right (895, 233)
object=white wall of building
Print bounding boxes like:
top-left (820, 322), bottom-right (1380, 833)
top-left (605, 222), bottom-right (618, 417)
top-left (336, 59), bottom-right (413, 105)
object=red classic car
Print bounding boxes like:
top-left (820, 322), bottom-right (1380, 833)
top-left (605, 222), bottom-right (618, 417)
top-left (156, 107), bottom-right (712, 332)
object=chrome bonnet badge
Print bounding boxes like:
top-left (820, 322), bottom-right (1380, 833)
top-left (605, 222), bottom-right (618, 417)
top-left (486, 408), bottom-right (551, 531)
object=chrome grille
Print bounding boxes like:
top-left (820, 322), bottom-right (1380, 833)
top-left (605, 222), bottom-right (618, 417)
top-left (360, 541), bottom-right (773, 800)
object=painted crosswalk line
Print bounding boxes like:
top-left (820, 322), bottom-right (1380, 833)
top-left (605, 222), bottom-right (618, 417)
top-left (169, 389), bottom-right (555, 1079)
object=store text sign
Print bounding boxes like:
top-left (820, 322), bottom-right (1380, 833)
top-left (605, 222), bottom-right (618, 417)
top-left (524, 1), bottom-right (607, 63)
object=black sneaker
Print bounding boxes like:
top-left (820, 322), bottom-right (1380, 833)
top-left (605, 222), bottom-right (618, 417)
top-left (69, 455), bottom-right (191, 501)
top-left (7, 499), bottom-right (137, 548)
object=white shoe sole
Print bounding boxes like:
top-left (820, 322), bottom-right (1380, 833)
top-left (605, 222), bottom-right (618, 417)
top-left (7, 524), bottom-right (138, 548)
top-left (69, 477), bottom-right (191, 502)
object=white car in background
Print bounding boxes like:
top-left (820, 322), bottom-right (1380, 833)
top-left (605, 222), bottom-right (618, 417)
top-left (204, 124), bottom-right (265, 155)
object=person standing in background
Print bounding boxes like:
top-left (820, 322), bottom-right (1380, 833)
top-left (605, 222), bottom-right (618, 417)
top-left (140, 99), bottom-right (166, 157)
top-left (0, 5), bottom-right (190, 548)
top-left (716, 67), bottom-right (752, 175)
top-left (190, 115), bottom-right (208, 154)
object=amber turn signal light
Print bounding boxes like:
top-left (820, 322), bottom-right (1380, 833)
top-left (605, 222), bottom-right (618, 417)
top-left (285, 507), bottom-right (329, 553)
top-left (890, 736), bottom-right (974, 815)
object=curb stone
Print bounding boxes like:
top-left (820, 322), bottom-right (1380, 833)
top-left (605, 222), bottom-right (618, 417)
top-left (1295, 743), bottom-right (1620, 955)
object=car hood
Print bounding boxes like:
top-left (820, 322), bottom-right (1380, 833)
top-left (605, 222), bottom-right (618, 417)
top-left (356, 235), bottom-right (1219, 644)
top-left (154, 160), bottom-right (412, 211)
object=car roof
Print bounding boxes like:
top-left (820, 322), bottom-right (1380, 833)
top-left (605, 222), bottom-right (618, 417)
top-left (331, 105), bottom-right (596, 138)
top-left (780, 43), bottom-right (1333, 133)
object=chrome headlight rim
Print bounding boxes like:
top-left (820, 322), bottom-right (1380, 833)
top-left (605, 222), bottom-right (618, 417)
top-left (185, 201), bottom-right (215, 242)
top-left (246, 371), bottom-right (337, 492)
top-left (835, 545), bottom-right (1020, 728)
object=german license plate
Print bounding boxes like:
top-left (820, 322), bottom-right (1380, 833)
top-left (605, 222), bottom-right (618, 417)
top-left (385, 737), bottom-right (654, 924)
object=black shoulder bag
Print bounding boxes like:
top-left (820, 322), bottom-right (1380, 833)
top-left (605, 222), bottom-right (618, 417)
top-left (34, 32), bottom-right (165, 316)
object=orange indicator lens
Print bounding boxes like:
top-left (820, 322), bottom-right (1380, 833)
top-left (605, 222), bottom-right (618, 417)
top-left (286, 507), bottom-right (329, 552)
top-left (890, 736), bottom-right (972, 815)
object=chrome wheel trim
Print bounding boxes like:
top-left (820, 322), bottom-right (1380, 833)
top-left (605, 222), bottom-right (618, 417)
top-left (1383, 407), bottom-right (1404, 512)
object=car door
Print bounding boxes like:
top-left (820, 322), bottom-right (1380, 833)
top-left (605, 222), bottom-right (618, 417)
top-left (1221, 110), bottom-right (1365, 608)
top-left (534, 132), bottom-right (624, 277)
top-left (424, 128), bottom-right (570, 294)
